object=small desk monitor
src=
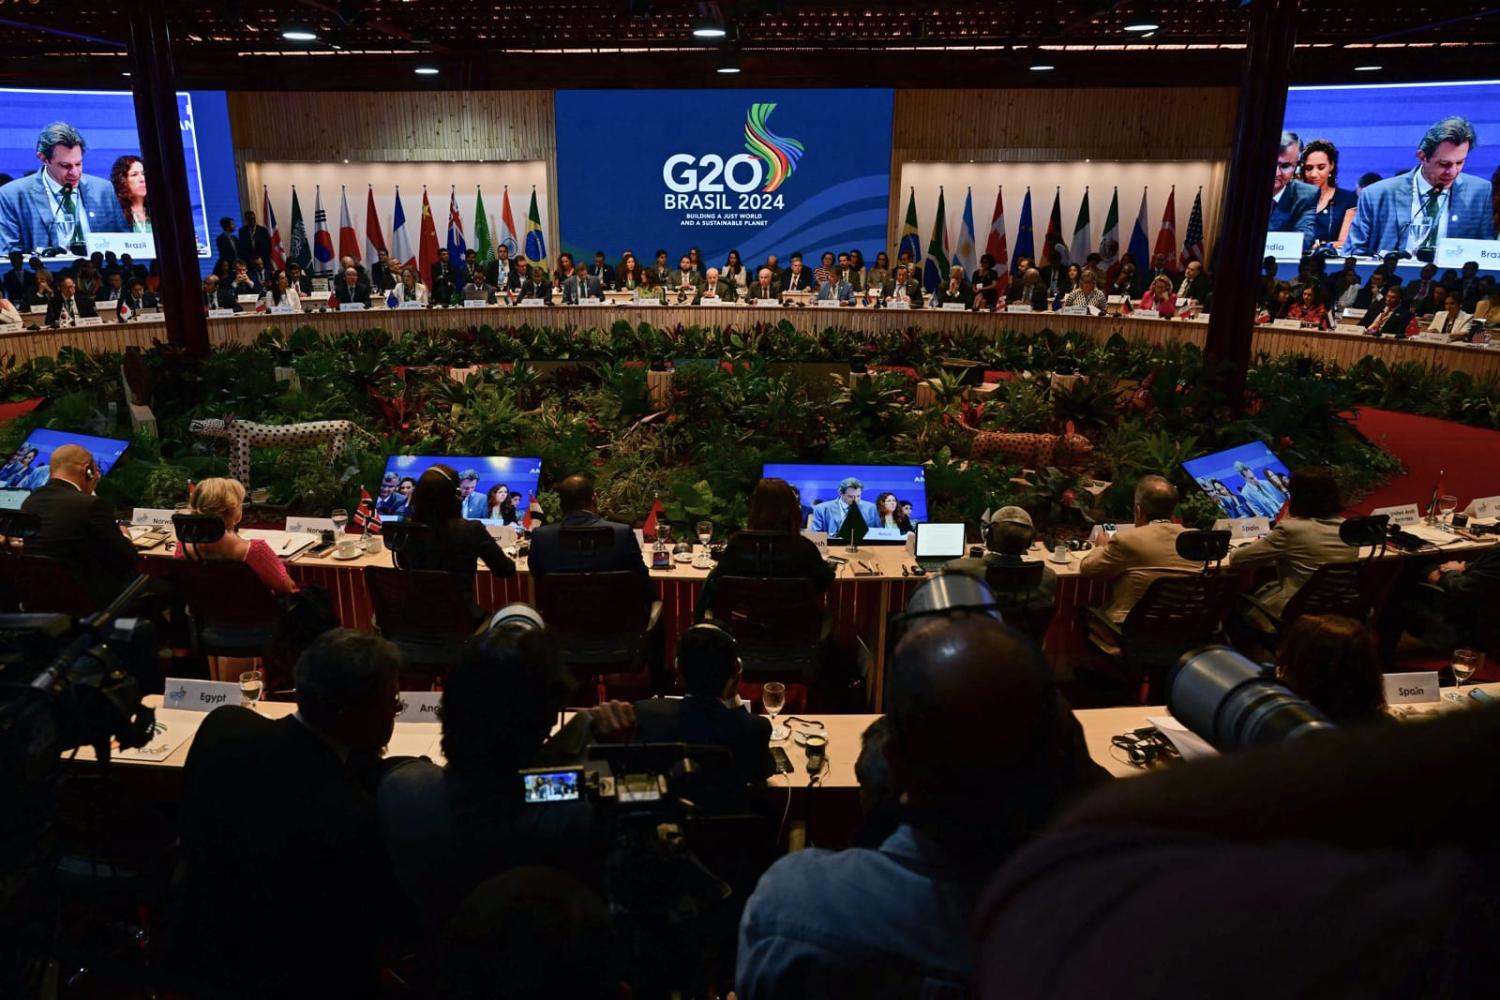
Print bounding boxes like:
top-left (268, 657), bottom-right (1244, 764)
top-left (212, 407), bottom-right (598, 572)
top-left (915, 522), bottom-right (967, 569)
top-left (0, 428), bottom-right (130, 494)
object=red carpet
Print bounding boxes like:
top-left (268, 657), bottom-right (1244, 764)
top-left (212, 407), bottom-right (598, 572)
top-left (1347, 408), bottom-right (1500, 515)
top-left (0, 399), bottom-right (43, 425)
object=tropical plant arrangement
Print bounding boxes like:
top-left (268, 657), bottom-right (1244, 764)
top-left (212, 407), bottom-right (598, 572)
top-left (0, 322), bottom-right (1410, 537)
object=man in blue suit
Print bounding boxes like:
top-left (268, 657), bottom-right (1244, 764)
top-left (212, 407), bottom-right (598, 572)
top-left (527, 474), bottom-right (652, 615)
top-left (1346, 116), bottom-right (1495, 259)
top-left (810, 476), bottom-right (881, 540)
top-left (0, 123), bottom-right (128, 256)
top-left (1269, 131), bottom-right (1318, 253)
top-left (457, 469), bottom-right (489, 519)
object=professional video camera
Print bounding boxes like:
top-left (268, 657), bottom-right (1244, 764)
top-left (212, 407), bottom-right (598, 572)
top-left (0, 576), bottom-right (158, 966)
top-left (1168, 645), bottom-right (1336, 750)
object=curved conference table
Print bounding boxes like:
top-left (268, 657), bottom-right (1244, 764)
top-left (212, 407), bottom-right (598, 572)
top-left (5, 303), bottom-right (1500, 375)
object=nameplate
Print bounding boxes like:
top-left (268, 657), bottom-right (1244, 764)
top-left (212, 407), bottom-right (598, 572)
top-left (396, 691), bottom-right (444, 723)
top-left (1412, 333), bottom-right (1446, 343)
top-left (801, 530), bottom-right (828, 547)
top-left (0, 320), bottom-right (21, 332)
top-left (1264, 230), bottom-right (1304, 261)
top-left (270, 304), bottom-right (296, 315)
top-left (634, 528), bottom-right (646, 550)
top-left (132, 507), bottom-right (175, 526)
top-left (1058, 305), bottom-right (1088, 315)
top-left (1382, 671), bottom-right (1441, 705)
top-left (1334, 323), bottom-right (1366, 334)
top-left (633, 299), bottom-right (660, 306)
top-left (1435, 238), bottom-right (1500, 269)
top-left (1465, 495), bottom-right (1500, 519)
top-left (485, 524), bottom-right (518, 549)
top-left (236, 294), bottom-right (259, 305)
top-left (941, 302), bottom-right (967, 311)
top-left (887, 300), bottom-right (911, 310)
top-left (162, 678), bottom-right (240, 712)
top-left (463, 299), bottom-right (488, 308)
top-left (88, 232), bottom-right (156, 257)
top-left (208, 308), bottom-right (236, 318)
top-left (700, 297), bottom-right (725, 306)
top-left (1270, 318), bottom-right (1304, 329)
top-left (399, 299), bottom-right (424, 309)
top-left (579, 297), bottom-right (602, 306)
top-left (338, 302), bottom-right (366, 311)
top-left (1372, 503), bottom-right (1421, 526)
top-left (285, 516), bottom-right (336, 535)
top-left (1213, 516), bottom-right (1272, 539)
top-left (519, 298), bottom-right (544, 307)
top-left (76, 316), bottom-right (102, 326)
top-left (755, 299), bottom-right (781, 307)
top-left (141, 308), bottom-right (162, 318)
top-left (814, 299), bottom-right (841, 308)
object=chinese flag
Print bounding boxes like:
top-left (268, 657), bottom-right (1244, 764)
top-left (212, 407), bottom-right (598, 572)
top-left (417, 186), bottom-right (441, 287)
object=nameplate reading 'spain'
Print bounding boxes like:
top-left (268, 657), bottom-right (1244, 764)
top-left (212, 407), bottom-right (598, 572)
top-left (1382, 671), bottom-right (1440, 705)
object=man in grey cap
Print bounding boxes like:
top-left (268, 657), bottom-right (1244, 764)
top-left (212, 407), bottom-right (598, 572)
top-left (946, 506), bottom-right (1057, 627)
top-left (374, 471), bottom-right (406, 517)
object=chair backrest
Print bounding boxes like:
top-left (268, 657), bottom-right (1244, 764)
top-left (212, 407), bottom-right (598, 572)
top-left (557, 526), bottom-right (617, 558)
top-left (981, 560), bottom-right (1046, 600)
top-left (0, 510), bottom-right (42, 544)
top-left (364, 566), bottom-right (480, 640)
top-left (168, 557), bottom-right (282, 629)
top-left (383, 521), bottom-right (431, 564)
top-left (1120, 570), bottom-right (1234, 644)
top-left (1340, 514), bottom-right (1390, 558)
top-left (8, 553), bottom-right (98, 616)
top-left (1280, 560), bottom-right (1379, 624)
top-left (172, 513), bottom-right (227, 550)
top-left (1175, 529), bottom-right (1232, 571)
top-left (534, 571), bottom-right (649, 638)
top-left (713, 575), bottom-right (824, 647)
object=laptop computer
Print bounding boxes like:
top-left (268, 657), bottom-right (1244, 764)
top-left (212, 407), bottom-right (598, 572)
top-left (914, 522), bottom-right (967, 571)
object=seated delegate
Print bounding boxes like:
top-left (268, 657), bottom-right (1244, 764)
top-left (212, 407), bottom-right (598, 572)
top-left (700, 478), bottom-right (834, 618)
top-left (527, 473), bottom-right (653, 617)
top-left (175, 476), bottom-right (299, 596)
top-left (946, 506), bottom-right (1057, 620)
top-left (18, 442), bottom-right (140, 608)
top-left (395, 465), bottom-right (517, 624)
top-left (1275, 614), bottom-right (1387, 725)
top-left (1228, 467), bottom-right (1352, 627)
top-left (1078, 476), bottom-right (1196, 625)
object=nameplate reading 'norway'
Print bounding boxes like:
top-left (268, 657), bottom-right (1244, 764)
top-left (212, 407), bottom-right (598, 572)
top-left (163, 678), bottom-right (241, 712)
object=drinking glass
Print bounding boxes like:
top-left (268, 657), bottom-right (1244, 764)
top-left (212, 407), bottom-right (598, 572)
top-left (239, 668), bottom-right (264, 707)
top-left (1439, 495), bottom-right (1459, 525)
top-left (1451, 649), bottom-right (1481, 701)
top-left (695, 519), bottom-right (713, 568)
top-left (762, 682), bottom-right (788, 741)
top-left (331, 507), bottom-right (349, 534)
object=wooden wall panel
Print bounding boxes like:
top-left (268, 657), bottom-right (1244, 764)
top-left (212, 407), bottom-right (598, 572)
top-left (228, 91), bottom-right (557, 256)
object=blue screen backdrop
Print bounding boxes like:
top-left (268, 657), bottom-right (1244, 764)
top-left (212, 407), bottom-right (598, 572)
top-left (556, 89), bottom-right (893, 266)
top-left (1283, 80), bottom-right (1500, 199)
top-left (0, 88), bottom-right (240, 274)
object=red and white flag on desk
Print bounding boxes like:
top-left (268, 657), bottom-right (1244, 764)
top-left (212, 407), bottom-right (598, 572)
top-left (522, 492), bottom-right (542, 532)
top-left (354, 486), bottom-right (381, 534)
top-left (642, 496), bottom-right (664, 540)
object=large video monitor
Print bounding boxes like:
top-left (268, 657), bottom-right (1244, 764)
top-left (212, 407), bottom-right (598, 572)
top-left (1272, 80), bottom-right (1500, 262)
top-left (0, 428), bottom-right (129, 493)
top-left (0, 89), bottom-right (240, 268)
top-left (761, 463), bottom-right (928, 541)
top-left (1183, 442), bottom-right (1292, 520)
top-left (379, 455), bottom-right (542, 524)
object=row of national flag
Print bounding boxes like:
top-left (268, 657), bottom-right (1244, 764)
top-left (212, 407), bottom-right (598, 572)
top-left (256, 183), bottom-right (549, 283)
top-left (901, 184), bottom-right (1207, 293)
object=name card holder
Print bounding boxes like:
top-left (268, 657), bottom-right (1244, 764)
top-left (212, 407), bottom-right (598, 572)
top-left (700, 297), bottom-right (725, 306)
top-left (76, 315), bottom-right (103, 326)
top-left (1270, 318), bottom-right (1304, 329)
top-left (814, 299), bottom-right (841, 308)
top-left (1372, 503), bottom-right (1421, 526)
top-left (400, 299), bottom-right (425, 309)
top-left (519, 298), bottom-right (545, 307)
top-left (634, 299), bottom-right (660, 307)
top-left (208, 308), bottom-right (236, 318)
top-left (339, 302), bottom-right (367, 311)
top-left (132, 507), bottom-right (176, 526)
top-left (463, 299), bottom-right (488, 308)
top-left (1213, 517), bottom-right (1272, 539)
top-left (886, 300), bottom-right (911, 310)
top-left (396, 691), bottom-right (444, 723)
top-left (1383, 671), bottom-right (1441, 705)
top-left (270, 304), bottom-right (297, 315)
top-left (941, 302), bottom-right (968, 311)
top-left (1058, 305), bottom-right (1088, 315)
top-left (286, 516), bottom-right (337, 535)
top-left (755, 299), bottom-right (781, 307)
top-left (162, 678), bottom-right (241, 712)
top-left (1464, 495), bottom-right (1500, 519)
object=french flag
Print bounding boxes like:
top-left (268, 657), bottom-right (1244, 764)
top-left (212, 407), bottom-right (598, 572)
top-left (390, 187), bottom-right (415, 271)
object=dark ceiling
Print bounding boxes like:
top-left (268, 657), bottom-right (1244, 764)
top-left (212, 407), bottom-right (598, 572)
top-left (0, 1), bottom-right (1496, 90)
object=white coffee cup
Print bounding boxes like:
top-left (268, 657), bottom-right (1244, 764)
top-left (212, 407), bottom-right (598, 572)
top-left (361, 534), bottom-right (384, 554)
top-left (336, 539), bottom-right (362, 559)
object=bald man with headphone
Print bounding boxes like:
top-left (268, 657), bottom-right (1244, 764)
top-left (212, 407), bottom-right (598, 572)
top-left (19, 442), bottom-right (139, 607)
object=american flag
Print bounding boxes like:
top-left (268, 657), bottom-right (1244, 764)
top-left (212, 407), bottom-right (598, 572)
top-left (353, 486), bottom-right (381, 534)
top-left (1183, 188), bottom-right (1205, 265)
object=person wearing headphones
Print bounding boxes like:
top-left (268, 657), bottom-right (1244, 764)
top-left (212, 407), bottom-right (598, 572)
top-left (17, 442), bottom-right (139, 608)
top-left (633, 622), bottom-right (775, 787)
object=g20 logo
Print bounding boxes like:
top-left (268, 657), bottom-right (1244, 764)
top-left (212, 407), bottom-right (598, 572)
top-left (660, 102), bottom-right (804, 211)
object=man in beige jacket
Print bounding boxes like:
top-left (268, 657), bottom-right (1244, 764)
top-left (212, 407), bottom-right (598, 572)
top-left (1079, 475), bottom-right (1197, 623)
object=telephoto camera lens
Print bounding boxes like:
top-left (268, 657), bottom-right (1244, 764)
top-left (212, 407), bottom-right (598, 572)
top-left (1168, 645), bottom-right (1336, 750)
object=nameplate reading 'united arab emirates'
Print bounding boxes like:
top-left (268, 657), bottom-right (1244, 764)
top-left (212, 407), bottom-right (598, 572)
top-left (1372, 503), bottom-right (1421, 526)
top-left (397, 691), bottom-right (443, 723)
top-left (163, 678), bottom-right (241, 712)
top-left (1382, 671), bottom-right (1440, 704)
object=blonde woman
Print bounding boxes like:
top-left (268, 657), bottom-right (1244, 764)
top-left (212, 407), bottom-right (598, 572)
top-left (1139, 274), bottom-right (1177, 318)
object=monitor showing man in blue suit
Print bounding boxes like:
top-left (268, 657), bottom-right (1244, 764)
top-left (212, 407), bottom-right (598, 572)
top-left (1269, 131), bottom-right (1319, 253)
top-left (0, 123), bottom-right (128, 256)
top-left (1346, 116), bottom-right (1495, 258)
top-left (809, 476), bottom-right (881, 539)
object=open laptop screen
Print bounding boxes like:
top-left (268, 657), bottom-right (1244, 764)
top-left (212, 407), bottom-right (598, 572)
top-left (915, 522), bottom-right (966, 560)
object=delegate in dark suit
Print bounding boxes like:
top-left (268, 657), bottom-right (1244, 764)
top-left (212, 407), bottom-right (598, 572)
top-left (176, 707), bottom-right (397, 998)
top-left (214, 230), bottom-right (238, 266)
top-left (634, 695), bottom-right (774, 786)
top-left (699, 530), bottom-right (834, 618)
top-left (236, 222), bottom-right (271, 265)
top-left (0, 171), bottom-right (127, 255)
top-left (1268, 179), bottom-right (1319, 251)
top-left (1346, 169), bottom-right (1495, 258)
top-left (396, 517), bottom-right (517, 623)
top-left (3, 264), bottom-right (31, 302)
top-left (563, 273), bottom-right (602, 304)
top-left (19, 477), bottom-right (139, 609)
top-left (43, 293), bottom-right (97, 326)
top-left (430, 260), bottom-right (458, 304)
top-left (881, 278), bottom-right (925, 307)
top-left (931, 280), bottom-right (973, 308)
top-left (527, 509), bottom-right (652, 615)
top-left (332, 279), bottom-right (371, 305)
top-left (1359, 299), bottom-right (1412, 336)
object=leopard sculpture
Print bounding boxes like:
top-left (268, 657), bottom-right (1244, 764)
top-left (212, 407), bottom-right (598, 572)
top-left (190, 416), bottom-right (380, 490)
top-left (959, 422), bottom-right (1094, 472)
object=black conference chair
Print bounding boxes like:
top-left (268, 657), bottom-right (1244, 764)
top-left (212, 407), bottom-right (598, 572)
top-left (169, 513), bottom-right (282, 661)
top-left (364, 565), bottom-right (480, 680)
top-left (982, 561), bottom-right (1055, 643)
